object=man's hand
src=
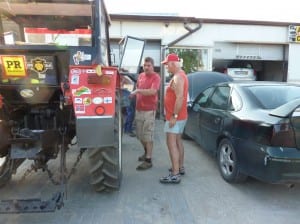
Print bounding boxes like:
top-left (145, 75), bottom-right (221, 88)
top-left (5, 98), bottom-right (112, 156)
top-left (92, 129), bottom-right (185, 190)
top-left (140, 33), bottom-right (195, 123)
top-left (129, 89), bottom-right (138, 98)
top-left (169, 117), bottom-right (177, 128)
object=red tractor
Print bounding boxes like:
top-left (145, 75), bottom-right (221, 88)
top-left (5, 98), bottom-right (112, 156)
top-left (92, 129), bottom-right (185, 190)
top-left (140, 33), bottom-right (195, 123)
top-left (0, 0), bottom-right (144, 213)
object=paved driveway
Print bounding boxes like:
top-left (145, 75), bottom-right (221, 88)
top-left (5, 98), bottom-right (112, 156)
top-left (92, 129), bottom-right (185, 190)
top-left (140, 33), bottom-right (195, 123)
top-left (0, 120), bottom-right (299, 224)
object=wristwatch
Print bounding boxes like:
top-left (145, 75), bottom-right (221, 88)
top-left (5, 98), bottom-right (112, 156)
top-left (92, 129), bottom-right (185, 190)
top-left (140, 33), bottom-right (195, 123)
top-left (172, 113), bottom-right (178, 119)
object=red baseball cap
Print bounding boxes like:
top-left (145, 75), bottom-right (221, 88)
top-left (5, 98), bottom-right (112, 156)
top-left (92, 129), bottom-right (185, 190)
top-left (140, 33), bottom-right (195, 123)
top-left (161, 53), bottom-right (180, 64)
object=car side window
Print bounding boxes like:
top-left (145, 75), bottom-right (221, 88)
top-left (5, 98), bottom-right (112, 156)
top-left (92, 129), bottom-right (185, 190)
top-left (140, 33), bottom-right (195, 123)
top-left (206, 86), bottom-right (230, 110)
top-left (192, 87), bottom-right (214, 111)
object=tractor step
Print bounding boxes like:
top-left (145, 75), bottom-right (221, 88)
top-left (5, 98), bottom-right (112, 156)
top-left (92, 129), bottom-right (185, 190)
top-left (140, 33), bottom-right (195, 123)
top-left (11, 145), bottom-right (40, 159)
top-left (0, 192), bottom-right (64, 213)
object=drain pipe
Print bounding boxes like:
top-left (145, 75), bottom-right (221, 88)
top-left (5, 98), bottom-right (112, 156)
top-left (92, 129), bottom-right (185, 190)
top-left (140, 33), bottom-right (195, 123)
top-left (165, 21), bottom-right (202, 49)
top-left (159, 20), bottom-right (202, 118)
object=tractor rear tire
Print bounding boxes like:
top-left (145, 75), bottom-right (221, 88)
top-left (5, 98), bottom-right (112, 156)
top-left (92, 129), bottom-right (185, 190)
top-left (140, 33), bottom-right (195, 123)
top-left (0, 157), bottom-right (24, 188)
top-left (0, 156), bottom-right (13, 188)
top-left (88, 146), bottom-right (121, 192)
top-left (88, 90), bottom-right (122, 192)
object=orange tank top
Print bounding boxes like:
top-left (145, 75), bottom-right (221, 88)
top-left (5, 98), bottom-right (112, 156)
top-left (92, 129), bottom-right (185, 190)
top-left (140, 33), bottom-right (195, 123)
top-left (164, 70), bottom-right (188, 121)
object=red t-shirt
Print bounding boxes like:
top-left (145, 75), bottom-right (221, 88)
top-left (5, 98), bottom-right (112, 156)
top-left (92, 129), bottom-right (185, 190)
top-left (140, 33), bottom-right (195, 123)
top-left (136, 72), bottom-right (161, 111)
top-left (164, 70), bottom-right (188, 121)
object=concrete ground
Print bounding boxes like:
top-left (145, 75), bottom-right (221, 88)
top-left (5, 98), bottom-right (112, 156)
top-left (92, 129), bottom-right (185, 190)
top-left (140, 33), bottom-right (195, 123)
top-left (0, 119), bottom-right (299, 224)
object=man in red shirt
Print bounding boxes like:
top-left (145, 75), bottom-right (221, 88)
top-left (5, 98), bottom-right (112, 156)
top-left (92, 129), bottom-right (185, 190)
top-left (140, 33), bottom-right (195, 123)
top-left (160, 53), bottom-right (188, 184)
top-left (130, 57), bottom-right (161, 170)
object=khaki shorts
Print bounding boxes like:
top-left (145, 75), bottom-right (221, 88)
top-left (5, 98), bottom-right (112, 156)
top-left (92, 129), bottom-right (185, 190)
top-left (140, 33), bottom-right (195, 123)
top-left (135, 110), bottom-right (156, 142)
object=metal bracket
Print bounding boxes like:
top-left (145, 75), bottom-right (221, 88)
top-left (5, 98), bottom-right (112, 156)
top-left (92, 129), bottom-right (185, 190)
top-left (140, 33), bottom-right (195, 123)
top-left (0, 192), bottom-right (64, 213)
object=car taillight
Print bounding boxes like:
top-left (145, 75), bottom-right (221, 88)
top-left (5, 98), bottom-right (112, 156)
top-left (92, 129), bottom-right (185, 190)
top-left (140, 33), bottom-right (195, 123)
top-left (223, 68), bottom-right (228, 74)
top-left (271, 119), bottom-right (296, 147)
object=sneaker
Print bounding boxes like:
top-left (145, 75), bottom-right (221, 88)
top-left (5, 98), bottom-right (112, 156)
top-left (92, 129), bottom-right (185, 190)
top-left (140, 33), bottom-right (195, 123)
top-left (125, 131), bottom-right (136, 137)
top-left (136, 161), bottom-right (152, 170)
top-left (138, 154), bottom-right (146, 161)
top-left (168, 167), bottom-right (185, 175)
top-left (160, 173), bottom-right (181, 184)
top-left (128, 131), bottom-right (136, 137)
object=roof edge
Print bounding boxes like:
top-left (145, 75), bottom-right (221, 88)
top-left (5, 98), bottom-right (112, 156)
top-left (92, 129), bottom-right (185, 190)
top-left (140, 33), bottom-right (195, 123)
top-left (110, 14), bottom-right (300, 26)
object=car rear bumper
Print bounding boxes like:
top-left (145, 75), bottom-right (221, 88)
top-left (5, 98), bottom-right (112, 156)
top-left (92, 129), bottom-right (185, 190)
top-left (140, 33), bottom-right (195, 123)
top-left (231, 76), bottom-right (256, 81)
top-left (235, 140), bottom-right (300, 184)
top-left (262, 154), bottom-right (300, 184)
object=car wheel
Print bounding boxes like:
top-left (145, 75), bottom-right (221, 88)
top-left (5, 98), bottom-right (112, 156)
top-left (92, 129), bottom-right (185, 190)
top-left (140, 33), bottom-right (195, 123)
top-left (217, 138), bottom-right (247, 183)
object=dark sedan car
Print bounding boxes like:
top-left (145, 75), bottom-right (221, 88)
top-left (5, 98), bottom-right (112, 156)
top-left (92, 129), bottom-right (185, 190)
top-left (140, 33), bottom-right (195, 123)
top-left (187, 71), bottom-right (233, 104)
top-left (184, 81), bottom-right (300, 184)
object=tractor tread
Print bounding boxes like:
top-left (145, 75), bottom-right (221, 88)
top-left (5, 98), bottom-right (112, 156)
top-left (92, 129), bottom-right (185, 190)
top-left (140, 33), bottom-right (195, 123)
top-left (89, 160), bottom-right (104, 174)
top-left (103, 168), bottom-right (118, 180)
top-left (90, 175), bottom-right (105, 185)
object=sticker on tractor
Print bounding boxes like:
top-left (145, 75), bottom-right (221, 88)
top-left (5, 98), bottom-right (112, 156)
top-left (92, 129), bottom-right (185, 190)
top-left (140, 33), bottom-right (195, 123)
top-left (0, 55), bottom-right (27, 78)
top-left (74, 86), bottom-right (91, 96)
top-left (75, 104), bottom-right (85, 114)
top-left (73, 51), bottom-right (91, 65)
top-left (83, 97), bottom-right (92, 106)
top-left (103, 97), bottom-right (112, 104)
top-left (71, 75), bottom-right (80, 85)
top-left (20, 89), bottom-right (34, 98)
top-left (104, 70), bottom-right (114, 75)
top-left (27, 57), bottom-right (53, 74)
top-left (74, 98), bottom-right (82, 104)
top-left (92, 97), bottom-right (103, 104)
top-left (86, 69), bottom-right (96, 74)
top-left (71, 68), bottom-right (82, 75)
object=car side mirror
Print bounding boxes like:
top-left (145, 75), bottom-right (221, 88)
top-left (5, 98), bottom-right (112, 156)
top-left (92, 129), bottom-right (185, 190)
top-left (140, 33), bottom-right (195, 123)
top-left (192, 103), bottom-right (201, 112)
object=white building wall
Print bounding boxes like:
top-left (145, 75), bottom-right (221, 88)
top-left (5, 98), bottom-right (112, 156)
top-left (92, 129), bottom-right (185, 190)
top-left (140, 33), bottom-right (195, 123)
top-left (109, 19), bottom-right (300, 81)
top-left (287, 43), bottom-right (300, 83)
top-left (109, 21), bottom-right (165, 40)
top-left (110, 21), bottom-right (288, 46)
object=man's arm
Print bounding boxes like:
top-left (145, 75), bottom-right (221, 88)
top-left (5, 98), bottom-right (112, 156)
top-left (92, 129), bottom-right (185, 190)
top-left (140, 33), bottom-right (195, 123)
top-left (131, 88), bottom-right (158, 96)
top-left (131, 75), bottom-right (160, 96)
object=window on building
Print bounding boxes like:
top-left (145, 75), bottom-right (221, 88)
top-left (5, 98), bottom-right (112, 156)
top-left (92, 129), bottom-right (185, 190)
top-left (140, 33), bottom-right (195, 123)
top-left (169, 48), bottom-right (209, 73)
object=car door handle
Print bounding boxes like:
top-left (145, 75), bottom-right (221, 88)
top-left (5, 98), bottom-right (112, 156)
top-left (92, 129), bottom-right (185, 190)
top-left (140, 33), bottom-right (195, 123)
top-left (214, 117), bottom-right (221, 124)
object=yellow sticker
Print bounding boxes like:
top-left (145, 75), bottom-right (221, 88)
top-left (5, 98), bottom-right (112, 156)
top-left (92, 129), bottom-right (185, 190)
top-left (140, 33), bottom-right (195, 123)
top-left (0, 55), bottom-right (27, 77)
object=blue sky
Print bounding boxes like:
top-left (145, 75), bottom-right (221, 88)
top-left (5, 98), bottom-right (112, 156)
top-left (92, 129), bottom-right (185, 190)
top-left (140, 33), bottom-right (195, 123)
top-left (105, 0), bottom-right (300, 23)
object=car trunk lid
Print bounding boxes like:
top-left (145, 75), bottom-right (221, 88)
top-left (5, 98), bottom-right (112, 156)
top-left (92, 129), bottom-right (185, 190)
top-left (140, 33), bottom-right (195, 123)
top-left (270, 98), bottom-right (300, 149)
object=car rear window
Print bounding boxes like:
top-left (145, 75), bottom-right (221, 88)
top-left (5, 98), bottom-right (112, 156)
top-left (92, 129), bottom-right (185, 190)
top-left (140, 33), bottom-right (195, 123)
top-left (228, 61), bottom-right (253, 69)
top-left (246, 85), bottom-right (300, 109)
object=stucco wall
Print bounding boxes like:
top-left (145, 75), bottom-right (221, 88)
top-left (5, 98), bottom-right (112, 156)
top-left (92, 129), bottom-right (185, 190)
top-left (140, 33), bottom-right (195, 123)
top-left (110, 21), bottom-right (288, 46)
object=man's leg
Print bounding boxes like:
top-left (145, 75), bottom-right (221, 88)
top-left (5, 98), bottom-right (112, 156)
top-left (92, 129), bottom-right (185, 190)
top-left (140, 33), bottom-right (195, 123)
top-left (136, 111), bottom-right (155, 170)
top-left (166, 132), bottom-right (180, 175)
top-left (159, 132), bottom-right (181, 183)
top-left (136, 140), bottom-right (153, 170)
top-left (176, 134), bottom-right (184, 169)
top-left (126, 105), bottom-right (135, 133)
top-left (143, 140), bottom-right (153, 159)
top-left (135, 117), bottom-right (146, 160)
top-left (137, 140), bottom-right (147, 161)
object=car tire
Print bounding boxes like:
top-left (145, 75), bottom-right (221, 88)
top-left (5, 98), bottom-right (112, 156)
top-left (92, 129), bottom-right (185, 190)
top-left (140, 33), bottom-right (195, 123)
top-left (217, 138), bottom-right (247, 183)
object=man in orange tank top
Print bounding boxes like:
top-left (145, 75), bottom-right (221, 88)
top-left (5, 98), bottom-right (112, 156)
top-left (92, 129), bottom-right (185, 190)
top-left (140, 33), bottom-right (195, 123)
top-left (160, 53), bottom-right (188, 184)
